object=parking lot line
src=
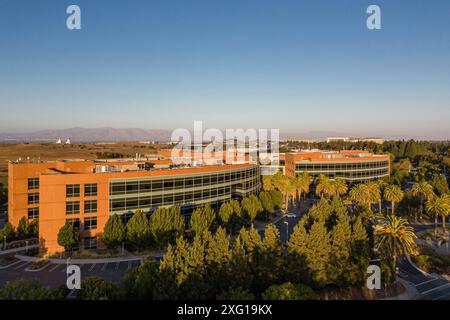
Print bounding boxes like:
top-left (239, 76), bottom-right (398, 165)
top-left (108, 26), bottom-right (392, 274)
top-left (13, 261), bottom-right (31, 270)
top-left (101, 263), bottom-right (107, 271)
top-left (61, 265), bottom-right (68, 273)
top-left (48, 264), bottom-right (61, 272)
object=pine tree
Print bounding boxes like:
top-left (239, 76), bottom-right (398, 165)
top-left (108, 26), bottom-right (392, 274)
top-left (328, 212), bottom-right (352, 285)
top-left (305, 221), bottom-right (331, 287)
top-left (189, 204), bottom-right (216, 237)
top-left (126, 209), bottom-right (151, 249)
top-left (102, 214), bottom-right (126, 248)
top-left (347, 215), bottom-right (370, 285)
top-left (285, 221), bottom-right (309, 284)
top-left (218, 202), bottom-right (233, 229)
top-left (254, 224), bottom-right (283, 291)
top-left (149, 206), bottom-right (185, 247)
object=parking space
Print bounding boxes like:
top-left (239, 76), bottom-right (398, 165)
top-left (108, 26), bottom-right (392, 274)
top-left (0, 259), bottom-right (142, 275)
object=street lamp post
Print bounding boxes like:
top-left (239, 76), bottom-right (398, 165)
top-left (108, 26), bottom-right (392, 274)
top-left (3, 235), bottom-right (6, 250)
top-left (122, 242), bottom-right (125, 256)
top-left (283, 221), bottom-right (289, 240)
top-left (25, 240), bottom-right (29, 253)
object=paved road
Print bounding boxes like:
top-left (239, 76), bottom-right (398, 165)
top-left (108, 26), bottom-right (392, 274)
top-left (398, 257), bottom-right (450, 300)
top-left (0, 258), bottom-right (142, 288)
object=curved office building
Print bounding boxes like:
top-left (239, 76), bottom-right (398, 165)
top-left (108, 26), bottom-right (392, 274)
top-left (285, 150), bottom-right (390, 183)
top-left (8, 159), bottom-right (260, 254)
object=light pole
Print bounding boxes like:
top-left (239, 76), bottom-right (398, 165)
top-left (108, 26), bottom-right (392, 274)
top-left (3, 235), bottom-right (6, 250)
top-left (25, 240), bottom-right (29, 253)
top-left (122, 242), bottom-right (125, 256)
top-left (283, 221), bottom-right (289, 240)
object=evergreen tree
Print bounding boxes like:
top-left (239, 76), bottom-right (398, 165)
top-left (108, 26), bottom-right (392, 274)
top-left (285, 221), bottom-right (309, 284)
top-left (328, 212), bottom-right (352, 285)
top-left (218, 202), bottom-right (233, 229)
top-left (101, 214), bottom-right (126, 249)
top-left (149, 206), bottom-right (185, 247)
top-left (254, 224), bottom-right (283, 292)
top-left (347, 215), bottom-right (370, 285)
top-left (126, 209), bottom-right (151, 249)
top-left (241, 195), bottom-right (263, 223)
top-left (304, 221), bottom-right (331, 287)
top-left (189, 204), bottom-right (216, 237)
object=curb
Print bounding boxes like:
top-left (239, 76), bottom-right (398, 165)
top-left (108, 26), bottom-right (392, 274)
top-left (14, 252), bottom-right (163, 265)
top-left (24, 261), bottom-right (51, 272)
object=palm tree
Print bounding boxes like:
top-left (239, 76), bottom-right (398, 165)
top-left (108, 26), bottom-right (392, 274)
top-left (349, 183), bottom-right (370, 207)
top-left (411, 181), bottom-right (435, 222)
top-left (425, 194), bottom-right (450, 233)
top-left (366, 181), bottom-right (381, 212)
top-left (374, 215), bottom-right (417, 269)
top-left (272, 173), bottom-right (291, 212)
top-left (293, 172), bottom-right (310, 209)
top-left (262, 174), bottom-right (274, 192)
top-left (383, 185), bottom-right (404, 215)
top-left (315, 174), bottom-right (334, 198)
top-left (332, 178), bottom-right (348, 197)
top-left (441, 194), bottom-right (450, 232)
top-left (376, 179), bottom-right (388, 213)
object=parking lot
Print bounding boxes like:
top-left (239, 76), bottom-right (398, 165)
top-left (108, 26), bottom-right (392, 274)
top-left (0, 259), bottom-right (143, 288)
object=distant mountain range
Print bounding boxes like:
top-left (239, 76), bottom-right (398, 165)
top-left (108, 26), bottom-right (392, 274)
top-left (3, 127), bottom-right (440, 143)
top-left (0, 127), bottom-right (173, 143)
top-left (0, 127), bottom-right (365, 143)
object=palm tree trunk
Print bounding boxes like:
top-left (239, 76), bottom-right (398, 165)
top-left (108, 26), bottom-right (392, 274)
top-left (392, 201), bottom-right (395, 215)
top-left (420, 198), bottom-right (423, 221)
top-left (442, 215), bottom-right (447, 233)
top-left (435, 215), bottom-right (438, 235)
top-left (378, 200), bottom-right (382, 213)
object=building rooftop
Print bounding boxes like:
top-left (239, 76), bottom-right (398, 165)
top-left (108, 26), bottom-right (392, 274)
top-left (286, 150), bottom-right (389, 162)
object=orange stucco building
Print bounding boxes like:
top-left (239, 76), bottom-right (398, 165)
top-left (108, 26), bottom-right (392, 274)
top-left (8, 159), bottom-right (260, 255)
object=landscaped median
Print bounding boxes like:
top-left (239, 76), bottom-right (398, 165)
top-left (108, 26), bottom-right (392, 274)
top-left (13, 250), bottom-right (164, 268)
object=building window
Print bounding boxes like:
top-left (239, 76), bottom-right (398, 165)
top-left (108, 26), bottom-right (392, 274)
top-left (83, 237), bottom-right (97, 250)
top-left (28, 192), bottom-right (39, 205)
top-left (84, 200), bottom-right (97, 213)
top-left (85, 183), bottom-right (98, 197)
top-left (66, 218), bottom-right (80, 229)
top-left (28, 178), bottom-right (39, 190)
top-left (28, 207), bottom-right (39, 220)
top-left (66, 184), bottom-right (80, 198)
top-left (66, 201), bottom-right (80, 214)
top-left (84, 217), bottom-right (97, 230)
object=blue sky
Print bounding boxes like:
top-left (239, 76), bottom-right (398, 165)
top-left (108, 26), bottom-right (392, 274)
top-left (0, 0), bottom-right (449, 139)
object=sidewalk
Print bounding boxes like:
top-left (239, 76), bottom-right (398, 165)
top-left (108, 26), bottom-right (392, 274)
top-left (0, 244), bottom-right (38, 256)
top-left (14, 250), bottom-right (165, 264)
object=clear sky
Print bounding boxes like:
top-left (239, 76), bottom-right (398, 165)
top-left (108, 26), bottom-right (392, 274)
top-left (0, 0), bottom-right (449, 139)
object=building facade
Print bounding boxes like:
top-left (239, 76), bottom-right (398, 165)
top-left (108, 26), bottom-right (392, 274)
top-left (8, 159), bottom-right (260, 255)
top-left (285, 150), bottom-right (390, 182)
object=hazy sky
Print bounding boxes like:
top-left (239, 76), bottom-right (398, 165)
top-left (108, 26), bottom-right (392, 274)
top-left (0, 0), bottom-right (449, 139)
